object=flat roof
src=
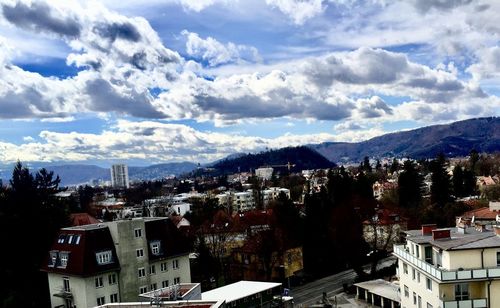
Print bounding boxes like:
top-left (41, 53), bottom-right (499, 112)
top-left (405, 227), bottom-right (500, 250)
top-left (354, 279), bottom-right (400, 302)
top-left (202, 281), bottom-right (281, 303)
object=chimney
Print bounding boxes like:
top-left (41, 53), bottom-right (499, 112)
top-left (432, 229), bottom-right (451, 240)
top-left (494, 226), bottom-right (500, 237)
top-left (422, 224), bottom-right (437, 236)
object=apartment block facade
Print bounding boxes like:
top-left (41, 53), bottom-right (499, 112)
top-left (394, 224), bottom-right (500, 308)
top-left (110, 164), bottom-right (129, 188)
top-left (42, 217), bottom-right (191, 308)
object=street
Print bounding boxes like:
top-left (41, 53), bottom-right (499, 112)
top-left (290, 256), bottom-right (397, 306)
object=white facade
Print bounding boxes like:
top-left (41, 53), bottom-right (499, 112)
top-left (262, 187), bottom-right (290, 206)
top-left (233, 190), bottom-right (255, 211)
top-left (255, 167), bottom-right (273, 180)
top-left (110, 164), bottom-right (129, 189)
top-left (394, 226), bottom-right (500, 308)
top-left (172, 202), bottom-right (191, 216)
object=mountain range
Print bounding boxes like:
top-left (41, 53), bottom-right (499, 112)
top-left (311, 117), bottom-right (500, 163)
top-left (0, 117), bottom-right (498, 186)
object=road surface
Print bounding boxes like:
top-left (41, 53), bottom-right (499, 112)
top-left (290, 256), bottom-right (397, 306)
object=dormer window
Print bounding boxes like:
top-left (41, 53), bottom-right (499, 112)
top-left (150, 241), bottom-right (161, 256)
top-left (48, 251), bottom-right (58, 267)
top-left (57, 234), bottom-right (66, 244)
top-left (59, 252), bottom-right (69, 268)
top-left (96, 250), bottom-right (113, 265)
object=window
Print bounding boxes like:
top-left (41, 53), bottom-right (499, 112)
top-left (96, 250), bottom-right (113, 265)
top-left (67, 234), bottom-right (74, 244)
top-left (58, 234), bottom-right (66, 244)
top-left (417, 272), bottom-right (421, 283)
top-left (162, 280), bottom-right (169, 288)
top-left (63, 277), bottom-right (70, 292)
top-left (413, 292), bottom-right (417, 305)
top-left (73, 235), bottom-right (81, 245)
top-left (97, 296), bottom-right (105, 306)
top-left (426, 278), bottom-right (432, 291)
top-left (161, 262), bottom-right (168, 272)
top-left (455, 283), bottom-right (469, 301)
top-left (173, 259), bottom-right (179, 269)
top-left (49, 251), bottom-right (58, 267)
top-left (139, 286), bottom-right (148, 294)
top-left (418, 296), bottom-right (422, 308)
top-left (425, 246), bottom-right (433, 264)
top-left (110, 293), bottom-right (118, 303)
top-left (416, 244), bottom-right (420, 258)
top-left (174, 277), bottom-right (180, 284)
top-left (150, 283), bottom-right (157, 290)
top-left (404, 285), bottom-right (409, 297)
top-left (412, 268), bottom-right (416, 280)
top-left (108, 273), bottom-right (117, 285)
top-left (136, 249), bottom-right (144, 258)
top-left (59, 252), bottom-right (69, 268)
top-left (149, 265), bottom-right (156, 275)
top-left (151, 241), bottom-right (161, 255)
top-left (95, 276), bottom-right (103, 288)
top-left (403, 262), bottom-right (408, 274)
top-left (497, 252), bottom-right (500, 266)
top-left (134, 228), bottom-right (142, 238)
top-left (138, 267), bottom-right (146, 278)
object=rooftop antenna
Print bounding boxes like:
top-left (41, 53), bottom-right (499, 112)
top-left (150, 289), bottom-right (162, 307)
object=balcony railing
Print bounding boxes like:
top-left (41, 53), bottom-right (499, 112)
top-left (441, 298), bottom-right (487, 308)
top-left (393, 244), bottom-right (500, 282)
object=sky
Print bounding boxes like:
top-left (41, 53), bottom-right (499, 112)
top-left (0, 0), bottom-right (499, 166)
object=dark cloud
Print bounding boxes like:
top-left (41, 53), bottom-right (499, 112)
top-left (85, 79), bottom-right (166, 118)
top-left (357, 97), bottom-right (393, 118)
top-left (1, 2), bottom-right (81, 37)
top-left (0, 90), bottom-right (36, 118)
top-left (93, 22), bottom-right (142, 42)
top-left (413, 0), bottom-right (472, 13)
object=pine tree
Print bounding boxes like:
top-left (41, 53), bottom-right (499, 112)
top-left (430, 153), bottom-right (453, 207)
top-left (398, 160), bottom-right (424, 208)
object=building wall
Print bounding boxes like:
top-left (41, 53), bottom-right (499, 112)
top-left (83, 273), bottom-right (120, 307)
top-left (398, 259), bottom-right (441, 308)
top-left (443, 250), bottom-right (483, 270)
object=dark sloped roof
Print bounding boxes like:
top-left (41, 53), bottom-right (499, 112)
top-left (145, 218), bottom-right (190, 261)
top-left (41, 225), bottom-right (120, 276)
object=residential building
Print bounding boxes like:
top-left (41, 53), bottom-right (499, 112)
top-left (233, 190), bottom-right (255, 211)
top-left (363, 208), bottom-right (407, 252)
top-left (110, 164), bottom-right (129, 189)
top-left (42, 217), bottom-right (191, 308)
top-left (394, 223), bottom-right (500, 308)
top-left (262, 187), bottom-right (290, 207)
top-left (255, 167), bottom-right (274, 181)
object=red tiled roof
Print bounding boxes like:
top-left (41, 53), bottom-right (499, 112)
top-left (70, 213), bottom-right (99, 226)
top-left (462, 207), bottom-right (498, 220)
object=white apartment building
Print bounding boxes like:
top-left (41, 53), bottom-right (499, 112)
top-left (255, 167), bottom-right (273, 180)
top-left (262, 187), bottom-right (290, 206)
top-left (110, 164), bottom-right (129, 188)
top-left (43, 217), bottom-right (191, 308)
top-left (394, 223), bottom-right (500, 308)
top-left (233, 190), bottom-right (255, 211)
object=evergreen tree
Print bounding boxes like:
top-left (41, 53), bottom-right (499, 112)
top-left (361, 156), bottom-right (372, 173)
top-left (398, 160), bottom-right (424, 208)
top-left (389, 158), bottom-right (400, 174)
top-left (452, 165), bottom-right (465, 198)
top-left (430, 153), bottom-right (453, 207)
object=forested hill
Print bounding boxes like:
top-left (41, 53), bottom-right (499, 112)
top-left (312, 117), bottom-right (500, 163)
top-left (211, 146), bottom-right (335, 174)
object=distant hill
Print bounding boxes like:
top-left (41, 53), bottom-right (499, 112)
top-left (0, 162), bottom-right (198, 187)
top-left (211, 146), bottom-right (335, 174)
top-left (312, 117), bottom-right (500, 163)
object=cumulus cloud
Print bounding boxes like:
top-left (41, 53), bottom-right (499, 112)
top-left (0, 120), bottom-right (340, 163)
top-left (181, 30), bottom-right (261, 66)
top-left (265, 0), bottom-right (325, 25)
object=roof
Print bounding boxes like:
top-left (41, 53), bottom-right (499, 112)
top-left (41, 224), bottom-right (120, 276)
top-left (69, 213), bottom-right (100, 226)
top-left (405, 227), bottom-right (500, 251)
top-left (461, 207), bottom-right (498, 220)
top-left (202, 281), bottom-right (281, 302)
top-left (95, 300), bottom-right (224, 308)
top-left (354, 279), bottom-right (400, 302)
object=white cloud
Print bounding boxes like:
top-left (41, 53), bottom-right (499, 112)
top-left (181, 30), bottom-right (260, 66)
top-left (0, 120), bottom-right (339, 163)
top-left (265, 0), bottom-right (325, 25)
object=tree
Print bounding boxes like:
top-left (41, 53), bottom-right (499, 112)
top-left (398, 160), bottom-right (424, 208)
top-left (361, 156), bottom-right (372, 173)
top-left (430, 153), bottom-right (453, 207)
top-left (452, 165), bottom-right (464, 198)
top-left (0, 162), bottom-right (69, 308)
top-left (389, 158), bottom-right (400, 174)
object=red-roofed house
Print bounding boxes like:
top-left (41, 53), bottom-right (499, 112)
top-left (69, 213), bottom-right (100, 226)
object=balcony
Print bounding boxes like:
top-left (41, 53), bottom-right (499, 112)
top-left (393, 244), bottom-right (500, 282)
top-left (441, 298), bottom-right (487, 308)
